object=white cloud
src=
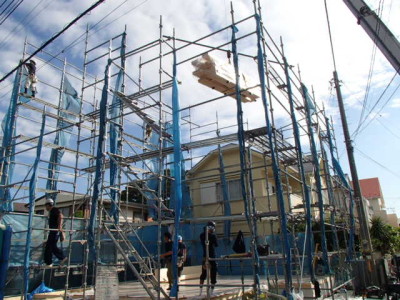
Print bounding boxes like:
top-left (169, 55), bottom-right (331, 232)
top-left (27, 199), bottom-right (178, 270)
top-left (391, 98), bottom-right (400, 108)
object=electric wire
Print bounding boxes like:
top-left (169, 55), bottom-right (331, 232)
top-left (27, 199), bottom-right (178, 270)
top-left (0, 0), bottom-right (51, 51)
top-left (0, 0), bottom-right (7, 10)
top-left (28, 0), bottom-right (148, 75)
top-left (323, 0), bottom-right (338, 71)
top-left (355, 147), bottom-right (400, 179)
top-left (0, 0), bottom-right (106, 83)
top-left (0, 0), bottom-right (16, 20)
top-left (376, 116), bottom-right (400, 140)
top-left (0, 0), bottom-right (149, 96)
top-left (353, 77), bottom-right (400, 138)
top-left (61, 0), bottom-right (150, 54)
top-left (353, 0), bottom-right (385, 137)
top-left (0, 0), bottom-right (24, 26)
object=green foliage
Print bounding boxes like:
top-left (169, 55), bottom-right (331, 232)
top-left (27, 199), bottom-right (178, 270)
top-left (370, 217), bottom-right (400, 255)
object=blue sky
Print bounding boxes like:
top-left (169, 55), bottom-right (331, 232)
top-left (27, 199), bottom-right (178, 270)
top-left (0, 0), bottom-right (400, 215)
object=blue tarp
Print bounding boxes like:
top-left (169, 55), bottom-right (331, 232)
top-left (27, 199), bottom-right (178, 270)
top-left (27, 282), bottom-right (54, 300)
top-left (24, 113), bottom-right (46, 298)
top-left (46, 76), bottom-right (81, 201)
top-left (109, 32), bottom-right (126, 223)
top-left (0, 67), bottom-right (22, 210)
top-left (170, 50), bottom-right (182, 297)
top-left (88, 60), bottom-right (112, 262)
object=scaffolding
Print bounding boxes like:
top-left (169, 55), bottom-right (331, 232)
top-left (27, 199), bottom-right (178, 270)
top-left (0, 2), bottom-right (362, 299)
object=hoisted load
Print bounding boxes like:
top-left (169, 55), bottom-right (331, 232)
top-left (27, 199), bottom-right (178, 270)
top-left (191, 53), bottom-right (259, 103)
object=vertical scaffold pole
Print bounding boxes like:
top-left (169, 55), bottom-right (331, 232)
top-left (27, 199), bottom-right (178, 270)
top-left (325, 117), bottom-right (355, 260)
top-left (156, 15), bottom-right (164, 299)
top-left (88, 59), bottom-right (112, 264)
top-left (81, 26), bottom-right (91, 299)
top-left (170, 35), bottom-right (182, 298)
top-left (281, 48), bottom-right (315, 281)
top-left (110, 31), bottom-right (126, 224)
top-left (230, 4), bottom-right (260, 294)
top-left (300, 84), bottom-right (330, 274)
top-left (23, 110), bottom-right (46, 299)
top-left (315, 111), bottom-right (339, 252)
top-left (0, 64), bottom-right (22, 211)
top-left (254, 13), bottom-right (292, 293)
top-left (216, 129), bottom-right (231, 241)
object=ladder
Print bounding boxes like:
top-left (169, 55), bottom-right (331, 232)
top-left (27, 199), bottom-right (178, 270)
top-left (290, 247), bottom-right (302, 283)
top-left (103, 219), bottom-right (170, 300)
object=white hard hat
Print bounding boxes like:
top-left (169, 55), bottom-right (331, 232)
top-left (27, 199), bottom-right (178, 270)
top-left (45, 198), bottom-right (54, 206)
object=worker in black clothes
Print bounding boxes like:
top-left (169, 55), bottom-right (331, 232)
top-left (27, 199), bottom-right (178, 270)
top-left (199, 221), bottom-right (218, 295)
top-left (44, 199), bottom-right (67, 266)
top-left (177, 235), bottom-right (187, 279)
top-left (160, 232), bottom-right (173, 290)
top-left (23, 59), bottom-right (38, 97)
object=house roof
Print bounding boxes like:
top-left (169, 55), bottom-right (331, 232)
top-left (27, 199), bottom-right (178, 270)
top-left (26, 191), bottom-right (91, 208)
top-left (188, 143), bottom-right (265, 175)
top-left (358, 177), bottom-right (383, 199)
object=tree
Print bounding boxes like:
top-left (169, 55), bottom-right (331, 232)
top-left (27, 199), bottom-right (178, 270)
top-left (370, 217), bottom-right (400, 255)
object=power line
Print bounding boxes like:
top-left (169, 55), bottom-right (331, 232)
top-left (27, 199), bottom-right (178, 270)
top-left (353, 77), bottom-right (400, 138)
top-left (353, 0), bottom-right (385, 138)
top-left (0, 0), bottom-right (106, 84)
top-left (0, 0), bottom-right (24, 26)
top-left (0, 0), bottom-right (51, 51)
top-left (61, 0), bottom-right (150, 54)
top-left (0, 0), bottom-right (16, 18)
top-left (0, 0), bottom-right (7, 10)
top-left (32, 0), bottom-right (150, 74)
top-left (376, 116), bottom-right (400, 140)
top-left (355, 147), bottom-right (400, 179)
top-left (352, 70), bottom-right (398, 138)
top-left (0, 0), bottom-right (133, 94)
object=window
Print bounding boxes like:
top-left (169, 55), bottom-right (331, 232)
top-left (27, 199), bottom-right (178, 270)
top-left (216, 179), bottom-right (243, 202)
top-left (200, 182), bottom-right (217, 204)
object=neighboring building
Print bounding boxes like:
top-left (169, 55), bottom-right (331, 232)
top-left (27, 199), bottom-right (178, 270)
top-left (13, 202), bottom-right (29, 213)
top-left (359, 177), bottom-right (385, 212)
top-left (357, 177), bottom-right (398, 227)
top-left (187, 144), bottom-right (320, 236)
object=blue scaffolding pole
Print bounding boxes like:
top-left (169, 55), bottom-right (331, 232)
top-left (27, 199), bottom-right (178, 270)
top-left (325, 117), bottom-right (355, 260)
top-left (0, 66), bottom-right (22, 211)
top-left (23, 111), bottom-right (46, 299)
top-left (109, 32), bottom-right (126, 224)
top-left (301, 83), bottom-right (330, 274)
top-left (88, 60), bottom-right (111, 262)
top-left (217, 142), bottom-right (231, 241)
top-left (317, 124), bottom-right (339, 252)
top-left (170, 49), bottom-right (182, 298)
top-left (282, 54), bottom-right (315, 281)
top-left (255, 14), bottom-right (292, 292)
top-left (231, 16), bottom-right (260, 291)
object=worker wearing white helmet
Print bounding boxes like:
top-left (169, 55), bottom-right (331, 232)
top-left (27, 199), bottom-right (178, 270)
top-left (23, 59), bottom-right (38, 98)
top-left (44, 198), bottom-right (67, 266)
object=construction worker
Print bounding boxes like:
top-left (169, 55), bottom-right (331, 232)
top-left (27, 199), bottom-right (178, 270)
top-left (44, 199), bottom-right (67, 266)
top-left (23, 59), bottom-right (38, 97)
top-left (199, 221), bottom-right (218, 295)
top-left (177, 235), bottom-right (187, 279)
top-left (160, 232), bottom-right (173, 290)
top-left (144, 123), bottom-right (152, 143)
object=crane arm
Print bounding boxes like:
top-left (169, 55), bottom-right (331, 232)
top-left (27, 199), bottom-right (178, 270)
top-left (343, 0), bottom-right (400, 74)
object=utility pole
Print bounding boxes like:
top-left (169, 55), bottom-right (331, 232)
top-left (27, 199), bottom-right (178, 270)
top-left (332, 70), bottom-right (373, 254)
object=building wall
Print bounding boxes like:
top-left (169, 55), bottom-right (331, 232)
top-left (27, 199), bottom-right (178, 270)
top-left (386, 213), bottom-right (399, 228)
top-left (187, 147), bottom-right (302, 236)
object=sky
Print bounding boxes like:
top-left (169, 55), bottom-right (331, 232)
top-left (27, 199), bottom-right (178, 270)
top-left (0, 0), bottom-right (400, 215)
